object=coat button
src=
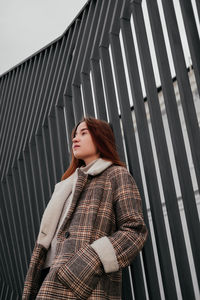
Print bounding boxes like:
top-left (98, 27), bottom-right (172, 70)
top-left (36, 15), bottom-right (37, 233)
top-left (65, 231), bottom-right (70, 238)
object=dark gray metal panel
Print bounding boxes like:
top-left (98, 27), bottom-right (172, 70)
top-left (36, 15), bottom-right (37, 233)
top-left (0, 72), bottom-right (13, 146)
top-left (1, 181), bottom-right (21, 291)
top-left (4, 287), bottom-right (10, 300)
top-left (38, 42), bottom-right (61, 185)
top-left (11, 60), bottom-right (33, 167)
top-left (72, 1), bottom-right (96, 120)
top-left (0, 69), bottom-right (19, 177)
top-left (47, 35), bottom-right (72, 182)
top-left (55, 106), bottom-right (70, 176)
top-left (41, 125), bottom-right (55, 193)
top-left (109, 1), bottom-right (147, 299)
top-left (35, 134), bottom-right (52, 206)
top-left (48, 113), bottom-right (63, 182)
top-left (194, 0), bottom-right (200, 25)
top-left (67, 9), bottom-right (88, 124)
top-left (44, 40), bottom-right (65, 122)
top-left (55, 27), bottom-right (75, 108)
top-left (6, 175), bottom-right (25, 291)
top-left (90, 0), bottom-right (109, 120)
top-left (12, 167), bottom-right (32, 261)
top-left (0, 75), bottom-right (8, 119)
top-left (0, 279), bottom-right (4, 299)
top-left (72, 1), bottom-right (94, 87)
top-left (35, 46), bottom-right (55, 134)
top-left (55, 25), bottom-right (79, 174)
top-left (161, 0), bottom-right (200, 285)
top-left (2, 66), bottom-right (24, 176)
top-left (21, 54), bottom-right (43, 151)
top-left (19, 53), bottom-right (47, 232)
top-left (90, 60), bottom-right (107, 119)
top-left (99, 48), bottom-right (126, 161)
top-left (0, 75), bottom-right (4, 102)
top-left (0, 281), bottom-right (10, 300)
top-left (17, 52), bottom-right (49, 211)
top-left (0, 70), bottom-right (16, 145)
top-left (29, 142), bottom-right (45, 218)
top-left (63, 14), bottom-right (87, 98)
top-left (81, 0), bottom-right (103, 117)
top-left (5, 65), bottom-right (26, 175)
top-left (40, 40), bottom-right (65, 185)
top-left (120, 4), bottom-right (161, 300)
top-left (8, 63), bottom-right (29, 170)
top-left (0, 205), bottom-right (13, 287)
top-left (28, 50), bottom-right (50, 141)
top-left (109, 0), bottom-right (140, 173)
top-left (64, 94), bottom-right (75, 151)
top-left (23, 149), bottom-right (41, 234)
top-left (17, 157), bottom-right (36, 247)
top-left (81, 73), bottom-right (95, 117)
top-left (131, 1), bottom-right (196, 298)
top-left (72, 84), bottom-right (84, 123)
top-left (17, 55), bottom-right (39, 159)
top-left (48, 35), bottom-right (69, 115)
top-left (63, 10), bottom-right (88, 135)
top-left (121, 267), bottom-right (134, 300)
top-left (132, 6), bottom-right (180, 300)
top-left (33, 46), bottom-right (56, 194)
top-left (179, 0), bottom-right (200, 96)
top-left (46, 41), bottom-right (71, 177)
top-left (99, 0), bottom-right (125, 163)
top-left (0, 235), bottom-right (8, 284)
top-left (32, 45), bottom-right (60, 203)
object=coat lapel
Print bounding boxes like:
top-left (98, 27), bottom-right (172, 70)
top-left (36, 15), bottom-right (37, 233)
top-left (59, 169), bottom-right (89, 230)
top-left (37, 173), bottom-right (75, 248)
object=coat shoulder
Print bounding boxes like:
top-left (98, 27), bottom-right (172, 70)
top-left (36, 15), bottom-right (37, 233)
top-left (106, 164), bottom-right (133, 179)
top-left (105, 165), bottom-right (136, 187)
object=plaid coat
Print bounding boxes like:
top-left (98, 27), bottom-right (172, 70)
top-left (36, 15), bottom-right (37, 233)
top-left (22, 164), bottom-right (147, 299)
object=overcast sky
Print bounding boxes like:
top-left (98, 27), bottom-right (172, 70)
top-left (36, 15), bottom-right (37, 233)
top-left (0, 0), bottom-right (87, 75)
top-left (0, 0), bottom-right (199, 78)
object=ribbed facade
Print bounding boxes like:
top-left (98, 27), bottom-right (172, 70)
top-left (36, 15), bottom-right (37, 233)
top-left (0, 0), bottom-right (200, 299)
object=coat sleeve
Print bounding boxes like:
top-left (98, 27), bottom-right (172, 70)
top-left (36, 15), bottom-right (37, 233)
top-left (57, 167), bottom-right (148, 299)
top-left (91, 167), bottom-right (148, 272)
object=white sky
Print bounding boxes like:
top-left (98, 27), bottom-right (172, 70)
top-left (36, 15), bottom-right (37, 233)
top-left (0, 0), bottom-right (199, 78)
top-left (0, 0), bottom-right (87, 75)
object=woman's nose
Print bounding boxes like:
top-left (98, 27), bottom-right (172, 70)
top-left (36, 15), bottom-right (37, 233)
top-left (72, 135), bottom-right (79, 143)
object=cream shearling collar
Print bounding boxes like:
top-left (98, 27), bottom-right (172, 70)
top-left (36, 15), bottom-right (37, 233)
top-left (37, 158), bottom-right (112, 249)
top-left (80, 158), bottom-right (112, 176)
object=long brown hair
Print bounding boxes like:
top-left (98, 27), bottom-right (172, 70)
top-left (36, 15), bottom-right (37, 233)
top-left (61, 117), bottom-right (125, 180)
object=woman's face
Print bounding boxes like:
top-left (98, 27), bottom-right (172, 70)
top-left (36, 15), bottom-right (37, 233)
top-left (72, 121), bottom-right (100, 165)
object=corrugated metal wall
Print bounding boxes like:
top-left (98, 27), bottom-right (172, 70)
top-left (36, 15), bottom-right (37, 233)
top-left (0, 0), bottom-right (200, 299)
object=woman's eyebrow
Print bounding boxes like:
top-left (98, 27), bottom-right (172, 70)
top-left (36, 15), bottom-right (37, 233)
top-left (80, 128), bottom-right (88, 132)
top-left (74, 128), bottom-right (88, 136)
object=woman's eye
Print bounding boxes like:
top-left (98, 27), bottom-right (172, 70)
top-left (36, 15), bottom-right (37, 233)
top-left (82, 130), bottom-right (88, 135)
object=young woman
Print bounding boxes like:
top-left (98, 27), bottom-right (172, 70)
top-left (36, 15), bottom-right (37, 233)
top-left (23, 117), bottom-right (148, 299)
